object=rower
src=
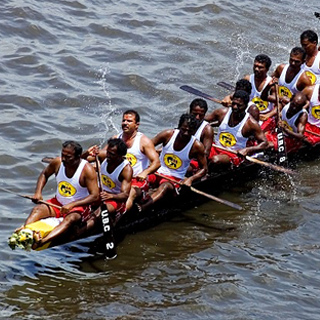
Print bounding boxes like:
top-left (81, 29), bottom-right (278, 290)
top-left (301, 84), bottom-right (320, 144)
top-left (300, 30), bottom-right (320, 85)
top-left (208, 90), bottom-right (268, 169)
top-left (139, 114), bottom-right (207, 212)
top-left (265, 92), bottom-right (309, 153)
top-left (207, 79), bottom-right (260, 122)
top-left (22, 141), bottom-right (100, 249)
top-left (112, 109), bottom-right (160, 211)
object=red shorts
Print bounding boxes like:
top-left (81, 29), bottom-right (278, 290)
top-left (261, 117), bottom-right (276, 132)
top-left (148, 173), bottom-right (182, 189)
top-left (131, 177), bottom-right (150, 202)
top-left (209, 146), bottom-right (244, 167)
top-left (304, 123), bottom-right (320, 145)
top-left (46, 197), bottom-right (92, 222)
top-left (104, 200), bottom-right (126, 215)
top-left (265, 131), bottom-right (303, 153)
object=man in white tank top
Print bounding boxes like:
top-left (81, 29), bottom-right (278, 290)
top-left (261, 47), bottom-right (311, 109)
top-left (300, 30), bottom-right (320, 85)
top-left (302, 84), bottom-right (320, 144)
top-left (208, 90), bottom-right (268, 169)
top-left (139, 114), bottom-right (207, 212)
top-left (265, 92), bottom-right (309, 153)
top-left (22, 141), bottom-right (100, 249)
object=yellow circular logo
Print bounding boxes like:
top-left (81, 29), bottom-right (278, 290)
top-left (164, 154), bottom-right (182, 170)
top-left (282, 120), bottom-right (292, 132)
top-left (311, 105), bottom-right (320, 120)
top-left (58, 181), bottom-right (76, 197)
top-left (219, 132), bottom-right (237, 147)
top-left (278, 86), bottom-right (292, 99)
top-left (102, 175), bottom-right (116, 189)
top-left (252, 97), bottom-right (268, 111)
top-left (306, 71), bottom-right (317, 85)
top-left (126, 153), bottom-right (137, 167)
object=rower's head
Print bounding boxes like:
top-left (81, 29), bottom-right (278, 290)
top-left (253, 54), bottom-right (272, 78)
top-left (289, 47), bottom-right (306, 71)
top-left (178, 114), bottom-right (198, 140)
top-left (289, 92), bottom-right (308, 112)
top-left (189, 98), bottom-right (208, 121)
top-left (61, 141), bottom-right (82, 166)
top-left (300, 30), bottom-right (318, 55)
top-left (235, 79), bottom-right (252, 94)
top-left (122, 109), bottom-right (140, 134)
top-left (231, 90), bottom-right (250, 113)
top-left (106, 138), bottom-right (127, 162)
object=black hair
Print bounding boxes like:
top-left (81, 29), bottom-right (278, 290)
top-left (235, 79), bottom-right (252, 94)
top-left (189, 98), bottom-right (208, 113)
top-left (290, 46), bottom-right (306, 60)
top-left (178, 113), bottom-right (198, 132)
top-left (123, 109), bottom-right (140, 123)
top-left (107, 138), bottom-right (128, 157)
top-left (233, 90), bottom-right (250, 105)
top-left (300, 30), bottom-right (318, 44)
top-left (62, 141), bottom-right (82, 158)
top-left (254, 54), bottom-right (272, 70)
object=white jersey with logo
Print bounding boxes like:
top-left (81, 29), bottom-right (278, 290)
top-left (215, 108), bottom-right (250, 150)
top-left (194, 120), bottom-right (209, 141)
top-left (56, 159), bottom-right (89, 206)
top-left (117, 132), bottom-right (149, 176)
top-left (100, 159), bottom-right (130, 194)
top-left (302, 52), bottom-right (320, 85)
top-left (308, 84), bottom-right (320, 126)
top-left (278, 64), bottom-right (304, 99)
top-left (249, 74), bottom-right (274, 114)
top-left (281, 103), bottom-right (308, 133)
top-left (158, 129), bottom-right (196, 179)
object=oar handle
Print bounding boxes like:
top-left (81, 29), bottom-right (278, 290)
top-left (22, 195), bottom-right (62, 209)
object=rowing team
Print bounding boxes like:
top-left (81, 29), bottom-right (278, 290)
top-left (12, 29), bottom-right (320, 251)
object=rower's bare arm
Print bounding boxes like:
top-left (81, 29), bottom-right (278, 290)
top-left (283, 113), bottom-right (308, 141)
top-left (204, 107), bottom-right (227, 124)
top-left (152, 129), bottom-right (172, 147)
top-left (138, 135), bottom-right (160, 179)
top-left (302, 85), bottom-right (314, 101)
top-left (221, 94), bottom-right (232, 107)
top-left (297, 72), bottom-right (312, 91)
top-left (202, 125), bottom-right (214, 158)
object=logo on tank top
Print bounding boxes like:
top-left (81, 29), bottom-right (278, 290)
top-left (282, 120), bottom-right (293, 132)
top-left (278, 86), bottom-right (292, 99)
top-left (102, 175), bottom-right (116, 189)
top-left (125, 153), bottom-right (137, 167)
top-left (306, 71), bottom-right (317, 85)
top-left (311, 105), bottom-right (320, 120)
top-left (219, 132), bottom-right (237, 147)
top-left (252, 97), bottom-right (268, 111)
top-left (58, 181), bottom-right (77, 197)
top-left (164, 153), bottom-right (182, 170)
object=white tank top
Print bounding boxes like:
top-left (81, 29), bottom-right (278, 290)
top-left (194, 120), bottom-right (209, 141)
top-left (100, 159), bottom-right (130, 194)
top-left (308, 84), bottom-right (320, 126)
top-left (158, 129), bottom-right (196, 179)
top-left (56, 159), bottom-right (89, 206)
top-left (249, 74), bottom-right (274, 114)
top-left (281, 103), bottom-right (308, 133)
top-left (278, 64), bottom-right (304, 99)
top-left (302, 52), bottom-right (320, 85)
top-left (118, 132), bottom-right (149, 176)
top-left (215, 108), bottom-right (250, 150)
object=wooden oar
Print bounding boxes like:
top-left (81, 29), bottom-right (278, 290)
top-left (154, 173), bottom-right (243, 210)
top-left (217, 81), bottom-right (235, 91)
top-left (0, 187), bottom-right (62, 209)
top-left (274, 83), bottom-right (288, 167)
top-left (95, 155), bottom-right (117, 259)
top-left (180, 85), bottom-right (222, 104)
top-left (212, 144), bottom-right (295, 175)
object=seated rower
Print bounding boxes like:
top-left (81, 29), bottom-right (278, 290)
top-left (265, 92), bottom-right (309, 153)
top-left (208, 90), bottom-right (268, 170)
top-left (87, 138), bottom-right (133, 225)
top-left (139, 114), bottom-right (207, 212)
top-left (206, 79), bottom-right (260, 122)
top-left (22, 141), bottom-right (100, 249)
top-left (302, 84), bottom-right (320, 144)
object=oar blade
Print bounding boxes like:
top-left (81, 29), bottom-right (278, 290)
top-left (180, 85), bottom-right (221, 103)
top-left (217, 81), bottom-right (235, 91)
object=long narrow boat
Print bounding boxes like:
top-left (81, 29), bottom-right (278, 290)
top-left (8, 140), bottom-right (319, 253)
